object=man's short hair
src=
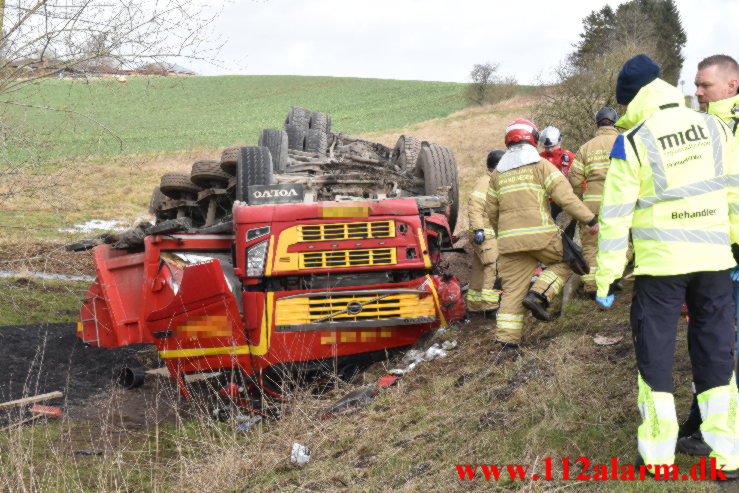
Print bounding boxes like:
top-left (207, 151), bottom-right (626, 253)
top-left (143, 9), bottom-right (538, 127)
top-left (698, 54), bottom-right (739, 77)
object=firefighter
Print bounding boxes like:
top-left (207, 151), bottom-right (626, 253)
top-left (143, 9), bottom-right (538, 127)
top-left (677, 54), bottom-right (739, 459)
top-left (466, 150), bottom-right (504, 317)
top-left (539, 126), bottom-right (575, 177)
top-left (540, 126), bottom-right (578, 237)
top-left (568, 107), bottom-right (620, 295)
top-left (595, 54), bottom-right (739, 477)
top-left (486, 119), bottom-right (598, 349)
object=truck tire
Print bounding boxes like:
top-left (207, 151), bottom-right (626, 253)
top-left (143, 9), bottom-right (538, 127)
top-left (191, 160), bottom-right (231, 188)
top-left (285, 106), bottom-right (311, 130)
top-left (304, 129), bottom-right (328, 154)
top-left (392, 135), bottom-right (422, 169)
top-left (417, 143), bottom-right (460, 231)
top-left (221, 146), bottom-right (240, 175)
top-left (148, 186), bottom-right (166, 214)
top-left (258, 129), bottom-right (288, 172)
top-left (235, 146), bottom-right (274, 202)
top-left (284, 124), bottom-right (305, 151)
top-left (310, 111), bottom-right (332, 133)
top-left (160, 172), bottom-right (201, 199)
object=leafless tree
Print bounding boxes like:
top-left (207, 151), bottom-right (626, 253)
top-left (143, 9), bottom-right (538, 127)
top-left (465, 62), bottom-right (518, 107)
top-left (534, 40), bottom-right (658, 150)
top-left (0, 0), bottom-right (220, 205)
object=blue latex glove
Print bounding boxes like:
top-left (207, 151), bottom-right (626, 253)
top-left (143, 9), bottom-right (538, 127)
top-left (596, 294), bottom-right (615, 309)
top-left (731, 265), bottom-right (739, 282)
top-left (474, 229), bottom-right (485, 245)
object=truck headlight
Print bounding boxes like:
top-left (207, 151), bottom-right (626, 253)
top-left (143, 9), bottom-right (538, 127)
top-left (246, 240), bottom-right (269, 277)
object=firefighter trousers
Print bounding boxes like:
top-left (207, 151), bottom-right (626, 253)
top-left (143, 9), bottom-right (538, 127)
top-left (631, 271), bottom-right (739, 471)
top-left (466, 238), bottom-right (500, 312)
top-left (496, 234), bottom-right (572, 345)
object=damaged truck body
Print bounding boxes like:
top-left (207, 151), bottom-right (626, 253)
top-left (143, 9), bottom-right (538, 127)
top-left (74, 107), bottom-right (465, 413)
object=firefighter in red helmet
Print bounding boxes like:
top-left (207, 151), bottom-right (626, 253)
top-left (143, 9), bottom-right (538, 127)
top-left (485, 119), bottom-right (598, 349)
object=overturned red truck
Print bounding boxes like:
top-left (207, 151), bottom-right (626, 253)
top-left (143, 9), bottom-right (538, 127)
top-left (74, 107), bottom-right (465, 412)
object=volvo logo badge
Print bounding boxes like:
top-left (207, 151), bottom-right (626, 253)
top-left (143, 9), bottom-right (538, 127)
top-left (347, 301), bottom-right (363, 315)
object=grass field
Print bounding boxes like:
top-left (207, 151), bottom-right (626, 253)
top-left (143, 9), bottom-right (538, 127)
top-left (1, 75), bottom-right (470, 161)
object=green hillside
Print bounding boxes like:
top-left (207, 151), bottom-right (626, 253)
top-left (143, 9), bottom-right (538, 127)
top-left (1, 75), bottom-right (467, 161)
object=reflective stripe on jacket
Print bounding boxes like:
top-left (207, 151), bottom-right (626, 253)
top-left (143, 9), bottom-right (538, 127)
top-left (595, 79), bottom-right (737, 296)
top-left (486, 157), bottom-right (594, 254)
top-left (467, 172), bottom-right (495, 236)
top-left (569, 126), bottom-right (619, 214)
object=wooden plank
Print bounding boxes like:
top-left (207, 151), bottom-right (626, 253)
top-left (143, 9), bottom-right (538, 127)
top-left (0, 391), bottom-right (63, 410)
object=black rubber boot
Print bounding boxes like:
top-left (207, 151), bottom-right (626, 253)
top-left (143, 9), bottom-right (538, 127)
top-left (676, 431), bottom-right (712, 457)
top-left (522, 291), bottom-right (551, 321)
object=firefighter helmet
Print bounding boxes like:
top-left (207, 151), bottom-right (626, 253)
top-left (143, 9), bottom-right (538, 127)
top-left (539, 126), bottom-right (562, 148)
top-left (504, 119), bottom-right (539, 147)
top-left (595, 106), bottom-right (618, 125)
top-left (486, 150), bottom-right (505, 170)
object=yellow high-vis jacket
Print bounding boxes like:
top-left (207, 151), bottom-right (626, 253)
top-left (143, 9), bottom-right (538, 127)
top-left (595, 79), bottom-right (738, 297)
top-left (468, 172), bottom-right (495, 237)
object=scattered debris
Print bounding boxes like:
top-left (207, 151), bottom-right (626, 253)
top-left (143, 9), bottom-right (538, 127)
top-left (75, 450), bottom-right (103, 456)
top-left (323, 386), bottom-right (376, 418)
top-left (233, 415), bottom-right (263, 433)
top-left (401, 340), bottom-right (458, 370)
top-left (441, 340), bottom-right (458, 351)
top-left (290, 443), bottom-right (311, 465)
top-left (30, 405), bottom-right (62, 417)
top-left (593, 334), bottom-right (623, 346)
top-left (377, 374), bottom-right (400, 387)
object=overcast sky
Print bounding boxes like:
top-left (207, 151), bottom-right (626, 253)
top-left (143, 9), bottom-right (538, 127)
top-left (189, 0), bottom-right (736, 94)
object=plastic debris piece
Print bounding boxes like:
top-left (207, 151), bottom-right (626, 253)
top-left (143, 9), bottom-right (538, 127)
top-left (323, 386), bottom-right (376, 418)
top-left (593, 334), bottom-right (623, 346)
top-left (291, 443), bottom-right (312, 465)
top-left (441, 340), bottom-right (458, 351)
top-left (377, 374), bottom-right (400, 387)
top-left (233, 415), bottom-right (262, 433)
top-left (75, 450), bottom-right (103, 456)
top-left (424, 343), bottom-right (448, 361)
top-left (30, 404), bottom-right (62, 417)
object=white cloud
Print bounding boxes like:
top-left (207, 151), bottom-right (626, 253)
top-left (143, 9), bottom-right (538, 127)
top-left (189, 0), bottom-right (738, 91)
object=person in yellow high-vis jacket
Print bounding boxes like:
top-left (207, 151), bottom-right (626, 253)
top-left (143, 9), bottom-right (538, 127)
top-left (466, 150), bottom-right (504, 316)
top-left (677, 54), bottom-right (739, 462)
top-left (568, 107), bottom-right (620, 295)
top-left (595, 54), bottom-right (739, 478)
top-left (487, 119), bottom-right (598, 350)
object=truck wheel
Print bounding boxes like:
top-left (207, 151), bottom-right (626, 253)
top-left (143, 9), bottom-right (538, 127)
top-left (191, 160), bottom-right (231, 188)
top-left (285, 106), bottom-right (311, 130)
top-left (148, 186), bottom-right (166, 214)
top-left (284, 124), bottom-right (305, 151)
top-left (220, 146), bottom-right (240, 175)
top-left (258, 129), bottom-right (288, 172)
top-left (160, 172), bottom-right (201, 199)
top-left (392, 135), bottom-right (422, 169)
top-left (417, 143), bottom-right (460, 231)
top-left (235, 146), bottom-right (274, 202)
top-left (310, 111), bottom-right (332, 133)
top-left (304, 129), bottom-right (328, 154)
